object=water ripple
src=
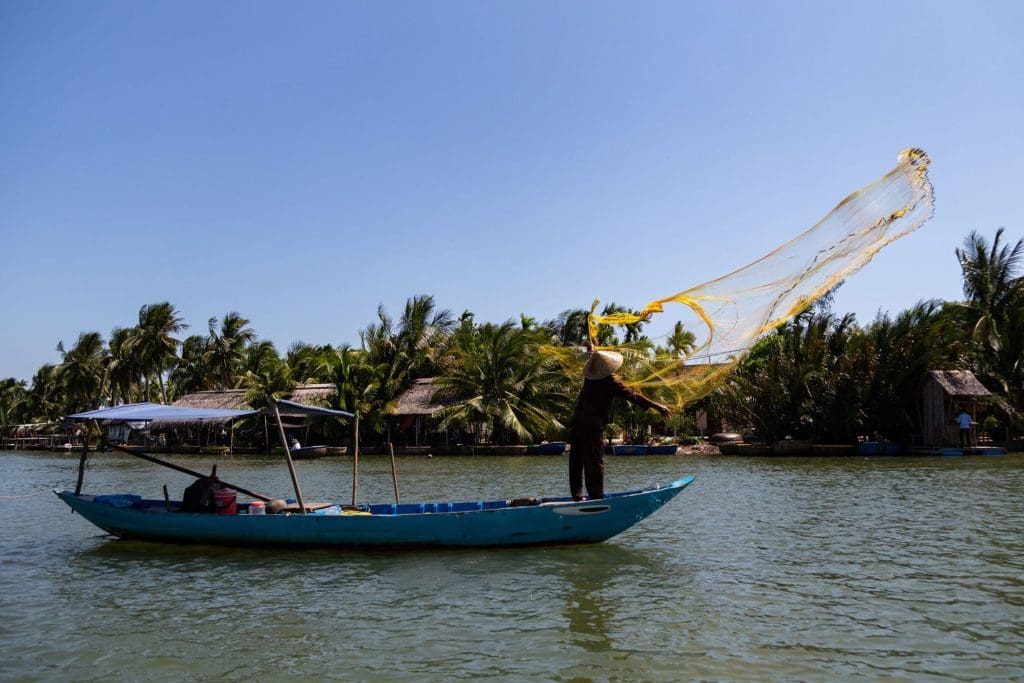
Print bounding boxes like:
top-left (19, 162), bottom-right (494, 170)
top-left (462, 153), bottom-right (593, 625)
top-left (1, 452), bottom-right (1022, 679)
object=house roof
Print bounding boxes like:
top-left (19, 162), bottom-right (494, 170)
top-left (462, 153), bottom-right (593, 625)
top-left (394, 378), bottom-right (449, 416)
top-left (172, 384), bottom-right (337, 411)
top-left (927, 370), bottom-right (991, 397)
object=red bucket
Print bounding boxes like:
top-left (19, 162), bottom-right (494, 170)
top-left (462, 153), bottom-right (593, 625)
top-left (213, 487), bottom-right (237, 515)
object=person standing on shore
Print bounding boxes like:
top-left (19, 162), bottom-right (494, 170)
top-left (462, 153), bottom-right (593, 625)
top-left (569, 341), bottom-right (671, 501)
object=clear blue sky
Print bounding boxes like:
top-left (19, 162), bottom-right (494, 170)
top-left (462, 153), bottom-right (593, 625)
top-left (2, 1), bottom-right (1022, 382)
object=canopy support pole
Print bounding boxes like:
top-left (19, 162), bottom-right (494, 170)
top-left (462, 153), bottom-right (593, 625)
top-left (352, 414), bottom-right (360, 506)
top-left (273, 404), bottom-right (307, 513)
top-left (389, 442), bottom-right (400, 504)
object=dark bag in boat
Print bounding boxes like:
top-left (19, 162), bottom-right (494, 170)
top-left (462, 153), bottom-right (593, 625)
top-left (181, 477), bottom-right (217, 513)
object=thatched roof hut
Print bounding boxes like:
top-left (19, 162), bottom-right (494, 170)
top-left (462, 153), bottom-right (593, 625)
top-left (172, 384), bottom-right (337, 411)
top-left (922, 370), bottom-right (992, 446)
top-left (394, 378), bottom-right (448, 416)
top-left (156, 384), bottom-right (339, 430)
top-left (391, 378), bottom-right (458, 447)
top-left (926, 370), bottom-right (991, 397)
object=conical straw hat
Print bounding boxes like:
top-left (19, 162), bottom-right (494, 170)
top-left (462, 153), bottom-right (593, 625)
top-left (584, 350), bottom-right (624, 380)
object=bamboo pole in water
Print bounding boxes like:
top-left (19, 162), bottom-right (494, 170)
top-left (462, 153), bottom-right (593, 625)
top-left (389, 442), bottom-right (400, 504)
top-left (273, 404), bottom-right (307, 513)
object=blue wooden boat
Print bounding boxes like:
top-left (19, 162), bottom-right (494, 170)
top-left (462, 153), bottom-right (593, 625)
top-left (609, 444), bottom-right (648, 456)
top-left (62, 401), bottom-right (695, 548)
top-left (609, 444), bottom-right (678, 456)
top-left (857, 441), bottom-right (902, 455)
top-left (525, 442), bottom-right (567, 455)
top-left (54, 477), bottom-right (695, 548)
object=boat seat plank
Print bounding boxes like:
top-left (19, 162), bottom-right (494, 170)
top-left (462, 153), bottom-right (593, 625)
top-left (280, 502), bottom-right (335, 512)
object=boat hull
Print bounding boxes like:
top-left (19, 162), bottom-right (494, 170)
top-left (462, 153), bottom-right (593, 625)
top-left (525, 442), bottom-right (568, 455)
top-left (55, 477), bottom-right (695, 549)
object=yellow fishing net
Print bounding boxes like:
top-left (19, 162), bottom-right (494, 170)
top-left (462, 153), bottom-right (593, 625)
top-left (553, 148), bottom-right (935, 409)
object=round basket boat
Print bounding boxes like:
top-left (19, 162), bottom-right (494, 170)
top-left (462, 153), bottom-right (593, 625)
top-left (717, 442), bottom-right (743, 455)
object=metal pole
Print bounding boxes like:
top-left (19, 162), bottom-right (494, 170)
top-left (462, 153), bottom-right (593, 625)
top-left (352, 414), bottom-right (359, 506)
top-left (273, 404), bottom-right (307, 513)
top-left (389, 442), bottom-right (400, 503)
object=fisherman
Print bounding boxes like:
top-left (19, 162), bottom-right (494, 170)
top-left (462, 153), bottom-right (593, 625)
top-left (570, 341), bottom-right (671, 501)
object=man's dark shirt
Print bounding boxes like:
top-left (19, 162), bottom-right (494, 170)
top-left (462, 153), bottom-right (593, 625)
top-left (572, 375), bottom-right (662, 428)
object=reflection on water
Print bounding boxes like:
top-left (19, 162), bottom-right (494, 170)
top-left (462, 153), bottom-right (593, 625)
top-left (2, 451), bottom-right (1023, 680)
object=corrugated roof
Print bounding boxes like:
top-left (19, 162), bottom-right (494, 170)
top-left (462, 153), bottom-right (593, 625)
top-left (927, 370), bottom-right (991, 397)
top-left (68, 402), bottom-right (257, 421)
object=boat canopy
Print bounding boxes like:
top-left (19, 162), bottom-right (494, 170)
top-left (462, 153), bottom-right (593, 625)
top-left (272, 399), bottom-right (354, 418)
top-left (67, 402), bottom-right (258, 422)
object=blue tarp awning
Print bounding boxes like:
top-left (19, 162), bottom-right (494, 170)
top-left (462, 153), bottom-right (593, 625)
top-left (67, 403), bottom-right (259, 421)
top-left (274, 399), bottom-right (354, 419)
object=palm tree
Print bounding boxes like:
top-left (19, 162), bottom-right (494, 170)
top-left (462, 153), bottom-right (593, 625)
top-left (241, 340), bottom-right (282, 377)
top-left (27, 364), bottom-right (60, 422)
top-left (207, 312), bottom-right (257, 389)
top-left (543, 309), bottom-right (589, 347)
top-left (434, 321), bottom-right (573, 444)
top-left (395, 294), bottom-right (455, 381)
top-left (169, 334), bottom-right (215, 395)
top-left (666, 321), bottom-right (697, 358)
top-left (242, 354), bottom-right (292, 410)
top-left (106, 327), bottom-right (140, 405)
top-left (0, 378), bottom-right (29, 426)
top-left (127, 302), bottom-right (187, 403)
top-left (955, 228), bottom-right (1024, 349)
top-left (599, 302), bottom-right (648, 344)
top-left (954, 228), bottom-right (1024, 430)
top-left (318, 345), bottom-right (380, 444)
top-left (858, 301), bottom-right (963, 442)
top-left (987, 304), bottom-right (1024, 437)
top-left (714, 310), bottom-right (855, 443)
top-left (55, 332), bottom-right (107, 413)
top-left (287, 342), bottom-right (332, 384)
top-left (360, 295), bottom-right (455, 412)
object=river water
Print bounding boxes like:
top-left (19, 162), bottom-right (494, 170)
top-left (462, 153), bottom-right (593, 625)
top-left (1, 450), bottom-right (1022, 681)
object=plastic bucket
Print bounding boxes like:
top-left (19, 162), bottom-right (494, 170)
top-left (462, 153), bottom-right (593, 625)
top-left (248, 501), bottom-right (266, 515)
top-left (213, 487), bottom-right (237, 515)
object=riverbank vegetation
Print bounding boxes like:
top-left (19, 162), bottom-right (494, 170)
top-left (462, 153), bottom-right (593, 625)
top-left (2, 230), bottom-right (1021, 446)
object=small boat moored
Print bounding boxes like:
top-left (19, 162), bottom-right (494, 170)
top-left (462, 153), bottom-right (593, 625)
top-left (526, 442), bottom-right (568, 455)
top-left (289, 445), bottom-right (327, 460)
